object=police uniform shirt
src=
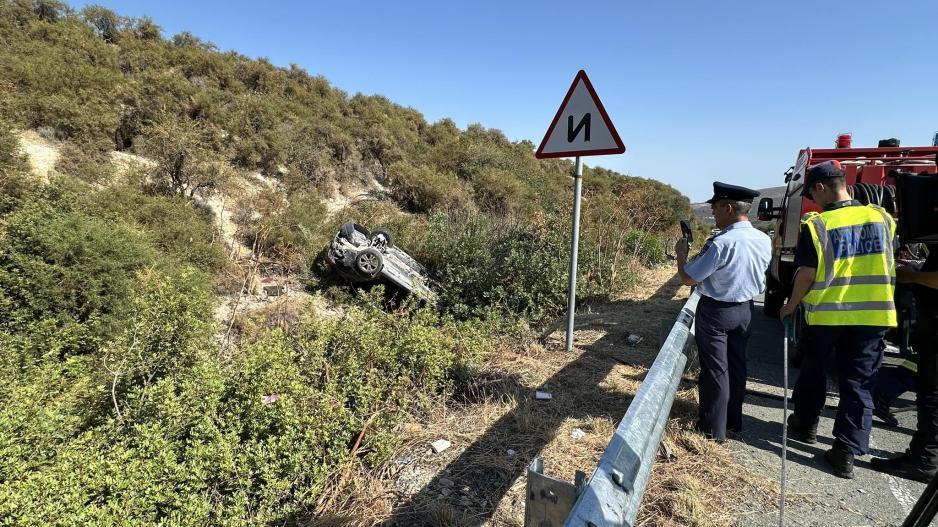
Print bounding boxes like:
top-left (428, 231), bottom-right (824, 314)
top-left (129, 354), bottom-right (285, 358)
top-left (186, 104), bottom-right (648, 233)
top-left (684, 221), bottom-right (772, 302)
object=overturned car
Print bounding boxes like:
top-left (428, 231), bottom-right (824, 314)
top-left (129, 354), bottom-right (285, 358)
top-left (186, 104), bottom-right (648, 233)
top-left (325, 221), bottom-right (439, 301)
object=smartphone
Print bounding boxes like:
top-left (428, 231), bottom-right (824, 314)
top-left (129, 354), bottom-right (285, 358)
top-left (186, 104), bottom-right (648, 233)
top-left (680, 220), bottom-right (693, 244)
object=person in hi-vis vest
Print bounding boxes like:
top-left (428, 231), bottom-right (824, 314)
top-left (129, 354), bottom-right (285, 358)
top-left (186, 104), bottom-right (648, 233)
top-left (780, 160), bottom-right (897, 479)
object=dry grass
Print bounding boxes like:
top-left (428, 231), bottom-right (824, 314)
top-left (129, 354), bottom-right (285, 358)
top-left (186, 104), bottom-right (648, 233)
top-left (313, 266), bottom-right (783, 527)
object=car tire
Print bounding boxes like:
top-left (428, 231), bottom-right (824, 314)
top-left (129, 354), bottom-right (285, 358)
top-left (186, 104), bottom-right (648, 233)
top-left (368, 228), bottom-right (394, 250)
top-left (355, 248), bottom-right (383, 279)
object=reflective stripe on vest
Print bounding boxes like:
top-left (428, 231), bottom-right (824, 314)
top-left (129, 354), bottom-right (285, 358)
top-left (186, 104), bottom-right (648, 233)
top-left (802, 300), bottom-right (896, 312)
top-left (801, 204), bottom-right (897, 327)
top-left (809, 275), bottom-right (897, 290)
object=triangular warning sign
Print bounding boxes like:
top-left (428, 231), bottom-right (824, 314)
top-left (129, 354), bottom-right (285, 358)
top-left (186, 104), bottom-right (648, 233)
top-left (535, 70), bottom-right (625, 159)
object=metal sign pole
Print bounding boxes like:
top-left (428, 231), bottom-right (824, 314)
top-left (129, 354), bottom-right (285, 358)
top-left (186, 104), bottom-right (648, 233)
top-left (565, 156), bottom-right (584, 352)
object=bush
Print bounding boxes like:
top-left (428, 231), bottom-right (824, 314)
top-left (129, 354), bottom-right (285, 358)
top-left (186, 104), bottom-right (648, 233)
top-left (0, 180), bottom-right (156, 350)
top-left (54, 140), bottom-right (115, 184)
top-left (623, 229), bottom-right (667, 266)
top-left (403, 211), bottom-right (591, 322)
top-left (0, 119), bottom-right (27, 182)
top-left (386, 161), bottom-right (472, 213)
top-left (87, 184), bottom-right (226, 272)
top-left (234, 187), bottom-right (330, 270)
top-left (0, 287), bottom-right (493, 525)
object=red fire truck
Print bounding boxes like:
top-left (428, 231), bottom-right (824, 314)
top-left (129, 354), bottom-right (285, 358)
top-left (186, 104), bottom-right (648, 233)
top-left (757, 135), bottom-right (938, 349)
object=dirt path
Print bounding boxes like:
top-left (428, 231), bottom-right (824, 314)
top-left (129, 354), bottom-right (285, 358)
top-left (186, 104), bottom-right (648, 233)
top-left (17, 130), bottom-right (59, 181)
top-left (322, 266), bottom-right (779, 527)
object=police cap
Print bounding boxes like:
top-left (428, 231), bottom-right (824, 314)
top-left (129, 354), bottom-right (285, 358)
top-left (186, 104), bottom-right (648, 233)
top-left (801, 160), bottom-right (845, 197)
top-left (705, 181), bottom-right (761, 204)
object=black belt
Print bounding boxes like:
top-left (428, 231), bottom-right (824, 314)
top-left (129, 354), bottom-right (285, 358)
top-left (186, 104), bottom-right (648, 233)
top-left (700, 295), bottom-right (752, 307)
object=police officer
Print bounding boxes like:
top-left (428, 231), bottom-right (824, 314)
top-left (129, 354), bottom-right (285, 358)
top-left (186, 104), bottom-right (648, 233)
top-left (676, 182), bottom-right (772, 442)
top-left (780, 160), bottom-right (897, 479)
top-left (872, 243), bottom-right (938, 482)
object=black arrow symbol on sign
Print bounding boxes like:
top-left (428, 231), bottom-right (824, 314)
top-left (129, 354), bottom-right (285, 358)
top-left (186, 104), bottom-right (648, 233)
top-left (567, 113), bottom-right (591, 143)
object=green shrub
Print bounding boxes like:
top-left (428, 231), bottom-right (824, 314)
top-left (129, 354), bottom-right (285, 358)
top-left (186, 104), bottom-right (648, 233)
top-left (405, 211), bottom-right (592, 322)
top-left (0, 119), bottom-right (27, 182)
top-left (0, 181), bottom-right (155, 350)
top-left (386, 161), bottom-right (472, 213)
top-left (54, 139), bottom-right (115, 184)
top-left (87, 184), bottom-right (226, 272)
top-left (0, 286), bottom-right (492, 525)
top-left (232, 187), bottom-right (333, 270)
top-left (623, 229), bottom-right (667, 266)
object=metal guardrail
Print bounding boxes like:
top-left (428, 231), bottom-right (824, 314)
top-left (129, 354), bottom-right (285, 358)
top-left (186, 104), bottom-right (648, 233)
top-left (525, 289), bottom-right (702, 527)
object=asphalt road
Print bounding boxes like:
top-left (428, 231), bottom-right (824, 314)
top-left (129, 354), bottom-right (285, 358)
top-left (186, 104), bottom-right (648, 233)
top-left (729, 296), bottom-right (928, 527)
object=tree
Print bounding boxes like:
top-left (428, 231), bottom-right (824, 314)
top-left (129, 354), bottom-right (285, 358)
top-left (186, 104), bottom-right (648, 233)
top-left (139, 116), bottom-right (228, 200)
top-left (130, 16), bottom-right (161, 40)
top-left (81, 5), bottom-right (123, 43)
top-left (33, 0), bottom-right (68, 22)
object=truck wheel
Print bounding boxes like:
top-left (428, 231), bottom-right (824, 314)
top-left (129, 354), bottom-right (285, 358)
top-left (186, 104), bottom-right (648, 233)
top-left (368, 228), bottom-right (394, 250)
top-left (355, 248), bottom-right (383, 279)
top-left (763, 274), bottom-right (783, 318)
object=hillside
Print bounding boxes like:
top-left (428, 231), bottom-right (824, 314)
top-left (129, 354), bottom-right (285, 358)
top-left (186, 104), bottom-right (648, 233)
top-left (0, 2), bottom-right (695, 526)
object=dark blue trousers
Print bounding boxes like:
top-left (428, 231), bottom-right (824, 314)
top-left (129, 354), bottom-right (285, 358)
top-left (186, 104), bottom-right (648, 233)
top-left (792, 325), bottom-right (886, 455)
top-left (874, 361), bottom-right (916, 405)
top-left (695, 296), bottom-right (753, 441)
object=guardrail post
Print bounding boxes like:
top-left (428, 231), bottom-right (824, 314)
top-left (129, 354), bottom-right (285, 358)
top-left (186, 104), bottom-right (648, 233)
top-left (525, 458), bottom-right (586, 527)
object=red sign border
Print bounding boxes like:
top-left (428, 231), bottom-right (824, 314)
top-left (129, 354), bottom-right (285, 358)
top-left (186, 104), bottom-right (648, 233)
top-left (534, 70), bottom-right (626, 159)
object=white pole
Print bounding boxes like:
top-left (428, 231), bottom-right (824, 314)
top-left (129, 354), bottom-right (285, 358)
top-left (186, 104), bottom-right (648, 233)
top-left (566, 157), bottom-right (584, 352)
top-left (780, 317), bottom-right (789, 527)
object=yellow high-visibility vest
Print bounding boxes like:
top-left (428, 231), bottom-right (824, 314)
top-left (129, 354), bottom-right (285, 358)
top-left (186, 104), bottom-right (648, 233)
top-left (801, 204), bottom-right (897, 327)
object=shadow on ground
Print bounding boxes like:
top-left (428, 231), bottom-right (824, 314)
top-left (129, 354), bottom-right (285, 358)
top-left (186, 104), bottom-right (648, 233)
top-left (382, 275), bottom-right (688, 526)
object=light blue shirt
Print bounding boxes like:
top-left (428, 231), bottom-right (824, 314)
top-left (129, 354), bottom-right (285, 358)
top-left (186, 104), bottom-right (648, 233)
top-left (684, 221), bottom-right (772, 302)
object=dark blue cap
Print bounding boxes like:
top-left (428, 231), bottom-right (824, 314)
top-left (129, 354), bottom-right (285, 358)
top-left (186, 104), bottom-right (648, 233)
top-left (801, 160), bottom-right (845, 196)
top-left (705, 181), bottom-right (760, 204)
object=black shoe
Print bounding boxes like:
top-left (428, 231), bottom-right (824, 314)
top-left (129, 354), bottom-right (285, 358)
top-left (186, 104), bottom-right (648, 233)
top-left (873, 399), bottom-right (899, 427)
top-left (824, 439), bottom-right (855, 479)
top-left (871, 453), bottom-right (936, 484)
top-left (787, 413), bottom-right (818, 444)
top-left (693, 420), bottom-right (727, 443)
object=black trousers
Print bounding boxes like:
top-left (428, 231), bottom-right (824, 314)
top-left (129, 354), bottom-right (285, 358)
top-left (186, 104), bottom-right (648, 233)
top-left (910, 306), bottom-right (938, 468)
top-left (792, 325), bottom-right (885, 455)
top-left (695, 296), bottom-right (753, 440)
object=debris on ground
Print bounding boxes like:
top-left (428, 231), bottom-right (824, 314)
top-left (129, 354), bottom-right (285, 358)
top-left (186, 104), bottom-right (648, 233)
top-left (570, 428), bottom-right (586, 440)
top-left (430, 439), bottom-right (451, 454)
top-left (627, 334), bottom-right (643, 346)
top-left (535, 390), bottom-right (553, 400)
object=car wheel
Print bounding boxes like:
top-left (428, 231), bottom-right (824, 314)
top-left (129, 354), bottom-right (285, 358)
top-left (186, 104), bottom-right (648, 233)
top-left (356, 248), bottom-right (383, 278)
top-left (368, 228), bottom-right (394, 250)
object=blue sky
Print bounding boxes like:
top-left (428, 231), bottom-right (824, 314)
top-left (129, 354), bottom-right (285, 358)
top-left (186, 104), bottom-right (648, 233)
top-left (70, 1), bottom-right (938, 201)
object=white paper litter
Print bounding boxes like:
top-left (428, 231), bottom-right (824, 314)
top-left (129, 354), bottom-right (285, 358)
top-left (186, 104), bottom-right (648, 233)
top-left (431, 439), bottom-right (452, 454)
